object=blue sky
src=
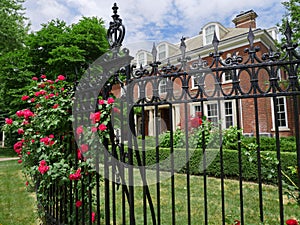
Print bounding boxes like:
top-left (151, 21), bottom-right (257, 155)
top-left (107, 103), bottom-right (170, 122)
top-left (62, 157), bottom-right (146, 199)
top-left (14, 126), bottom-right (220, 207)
top-left (24, 0), bottom-right (287, 54)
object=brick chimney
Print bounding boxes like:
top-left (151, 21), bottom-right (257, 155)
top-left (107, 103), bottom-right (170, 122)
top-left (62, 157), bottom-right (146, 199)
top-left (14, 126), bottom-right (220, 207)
top-left (232, 10), bottom-right (258, 28)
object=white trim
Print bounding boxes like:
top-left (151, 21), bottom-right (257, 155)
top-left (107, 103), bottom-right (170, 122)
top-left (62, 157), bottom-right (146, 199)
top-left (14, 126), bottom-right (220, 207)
top-left (271, 96), bottom-right (289, 130)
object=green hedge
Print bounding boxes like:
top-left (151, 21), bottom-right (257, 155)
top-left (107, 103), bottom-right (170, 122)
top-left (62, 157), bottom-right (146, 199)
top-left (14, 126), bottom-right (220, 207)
top-left (133, 148), bottom-right (298, 185)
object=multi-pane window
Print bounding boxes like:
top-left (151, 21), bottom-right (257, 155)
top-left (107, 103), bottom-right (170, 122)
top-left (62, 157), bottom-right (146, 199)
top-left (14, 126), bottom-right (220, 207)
top-left (159, 79), bottom-right (167, 94)
top-left (207, 103), bottom-right (218, 125)
top-left (224, 101), bottom-right (233, 128)
top-left (194, 105), bottom-right (202, 117)
top-left (275, 97), bottom-right (287, 127)
top-left (158, 44), bottom-right (166, 60)
top-left (137, 52), bottom-right (145, 66)
top-left (205, 25), bottom-right (215, 45)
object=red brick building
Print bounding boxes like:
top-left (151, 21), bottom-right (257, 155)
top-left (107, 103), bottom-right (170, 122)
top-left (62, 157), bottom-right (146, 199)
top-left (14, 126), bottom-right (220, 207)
top-left (115, 10), bottom-right (297, 137)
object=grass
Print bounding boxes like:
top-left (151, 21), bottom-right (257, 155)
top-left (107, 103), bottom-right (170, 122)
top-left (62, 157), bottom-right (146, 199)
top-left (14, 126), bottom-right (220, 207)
top-left (103, 170), bottom-right (299, 225)
top-left (0, 147), bottom-right (17, 158)
top-left (0, 160), bottom-right (39, 225)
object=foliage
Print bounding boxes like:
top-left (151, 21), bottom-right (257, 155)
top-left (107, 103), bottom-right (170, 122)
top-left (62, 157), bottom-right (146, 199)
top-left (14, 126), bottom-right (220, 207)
top-left (2, 74), bottom-right (116, 223)
top-left (0, 0), bottom-right (29, 53)
top-left (25, 17), bottom-right (109, 81)
top-left (159, 128), bottom-right (185, 148)
top-left (279, 0), bottom-right (300, 42)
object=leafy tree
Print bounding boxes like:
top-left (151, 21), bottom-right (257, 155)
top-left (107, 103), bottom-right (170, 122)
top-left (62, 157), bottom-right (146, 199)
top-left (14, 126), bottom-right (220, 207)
top-left (279, 0), bottom-right (300, 42)
top-left (26, 17), bottom-right (109, 81)
top-left (0, 0), bottom-right (30, 120)
top-left (0, 0), bottom-right (29, 53)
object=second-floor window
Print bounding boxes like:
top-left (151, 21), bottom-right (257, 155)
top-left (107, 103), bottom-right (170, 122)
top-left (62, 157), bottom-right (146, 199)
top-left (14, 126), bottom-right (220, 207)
top-left (158, 44), bottom-right (166, 60)
top-left (137, 52), bottom-right (145, 66)
top-left (205, 25), bottom-right (215, 45)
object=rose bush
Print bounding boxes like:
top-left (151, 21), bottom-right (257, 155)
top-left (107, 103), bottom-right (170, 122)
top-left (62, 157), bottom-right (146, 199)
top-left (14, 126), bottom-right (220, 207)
top-left (3, 74), bottom-right (116, 223)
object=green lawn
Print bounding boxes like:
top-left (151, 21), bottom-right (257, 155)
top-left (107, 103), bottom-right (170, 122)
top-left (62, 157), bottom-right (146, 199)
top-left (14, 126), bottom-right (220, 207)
top-left (105, 171), bottom-right (300, 224)
top-left (0, 147), bottom-right (17, 158)
top-left (0, 160), bottom-right (38, 225)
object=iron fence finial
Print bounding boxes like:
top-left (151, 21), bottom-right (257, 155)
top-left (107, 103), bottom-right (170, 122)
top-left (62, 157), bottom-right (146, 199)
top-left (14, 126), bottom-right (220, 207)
top-left (107, 3), bottom-right (125, 49)
top-left (212, 31), bottom-right (219, 54)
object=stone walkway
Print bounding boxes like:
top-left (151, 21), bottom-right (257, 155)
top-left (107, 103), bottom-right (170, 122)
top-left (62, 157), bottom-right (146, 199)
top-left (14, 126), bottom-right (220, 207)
top-left (0, 157), bottom-right (19, 161)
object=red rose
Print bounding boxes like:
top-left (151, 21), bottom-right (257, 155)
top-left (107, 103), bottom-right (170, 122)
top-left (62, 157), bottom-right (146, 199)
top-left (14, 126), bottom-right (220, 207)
top-left (18, 159), bottom-right (22, 164)
top-left (21, 95), bottom-right (30, 101)
top-left (80, 144), bottom-right (89, 153)
top-left (38, 160), bottom-right (49, 174)
top-left (286, 219), bottom-right (299, 225)
top-left (107, 97), bottom-right (114, 104)
top-left (91, 212), bottom-right (96, 223)
top-left (76, 126), bottom-right (83, 135)
top-left (75, 200), bottom-right (82, 208)
top-left (41, 74), bottom-right (46, 79)
top-left (98, 99), bottom-right (105, 105)
top-left (69, 169), bottom-right (81, 180)
top-left (18, 128), bottom-right (24, 135)
top-left (57, 75), bottom-right (65, 81)
top-left (16, 110), bottom-right (24, 117)
top-left (90, 112), bottom-right (101, 123)
top-left (98, 124), bottom-right (107, 131)
top-left (52, 104), bottom-right (59, 109)
top-left (5, 118), bottom-right (13, 125)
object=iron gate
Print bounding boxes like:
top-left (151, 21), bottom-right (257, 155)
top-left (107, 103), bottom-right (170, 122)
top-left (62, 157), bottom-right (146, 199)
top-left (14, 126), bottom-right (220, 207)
top-left (46, 3), bottom-right (300, 225)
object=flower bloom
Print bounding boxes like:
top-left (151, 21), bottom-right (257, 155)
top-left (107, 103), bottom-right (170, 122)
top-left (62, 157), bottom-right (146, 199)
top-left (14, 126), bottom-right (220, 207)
top-left (113, 107), bottom-right (120, 113)
top-left (75, 200), bottom-right (82, 208)
top-left (27, 151), bottom-right (31, 155)
top-left (286, 219), bottom-right (299, 225)
top-left (98, 99), bottom-right (105, 105)
top-left (18, 159), bottom-right (22, 164)
top-left (18, 128), bottom-right (24, 135)
top-left (52, 104), bottom-right (59, 109)
top-left (30, 98), bottom-right (35, 103)
top-left (90, 112), bottom-right (101, 124)
top-left (69, 169), bottom-right (81, 180)
top-left (77, 149), bottom-right (82, 160)
top-left (25, 181), bottom-right (29, 186)
top-left (40, 136), bottom-right (55, 146)
top-left (99, 124), bottom-right (107, 131)
top-left (5, 118), bottom-right (13, 125)
top-left (234, 220), bottom-right (241, 225)
top-left (32, 76), bottom-right (38, 81)
top-left (190, 117), bottom-right (202, 128)
top-left (38, 160), bottom-right (50, 174)
top-left (41, 75), bottom-right (46, 79)
top-left (57, 75), bottom-right (65, 81)
top-left (14, 141), bottom-right (23, 154)
top-left (76, 126), bottom-right (83, 135)
top-left (21, 95), bottom-right (30, 101)
top-left (47, 80), bottom-right (54, 84)
top-left (91, 212), bottom-right (96, 223)
top-left (107, 97), bottom-right (115, 104)
top-left (80, 144), bottom-right (89, 153)
top-left (91, 127), bottom-right (98, 133)
top-left (22, 109), bottom-right (34, 119)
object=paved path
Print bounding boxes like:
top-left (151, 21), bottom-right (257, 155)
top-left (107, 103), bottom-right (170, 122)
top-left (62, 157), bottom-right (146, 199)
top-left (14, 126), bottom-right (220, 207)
top-left (0, 157), bottom-right (19, 161)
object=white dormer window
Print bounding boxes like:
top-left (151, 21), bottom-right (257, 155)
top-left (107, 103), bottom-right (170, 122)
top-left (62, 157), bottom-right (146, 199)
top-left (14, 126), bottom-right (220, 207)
top-left (137, 52), bottom-right (146, 66)
top-left (158, 44), bottom-right (166, 60)
top-left (205, 25), bottom-right (215, 45)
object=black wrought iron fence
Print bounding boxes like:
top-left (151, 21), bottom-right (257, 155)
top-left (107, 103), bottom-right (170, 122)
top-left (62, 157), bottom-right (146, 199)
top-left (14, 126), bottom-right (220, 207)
top-left (44, 3), bottom-right (300, 225)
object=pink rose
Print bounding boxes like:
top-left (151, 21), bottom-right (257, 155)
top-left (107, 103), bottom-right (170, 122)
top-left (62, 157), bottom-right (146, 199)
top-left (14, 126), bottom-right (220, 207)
top-left (91, 127), bottom-right (98, 133)
top-left (38, 160), bottom-right (49, 174)
top-left (57, 75), bottom-right (65, 81)
top-left (18, 159), bottom-right (22, 164)
top-left (41, 74), bottom-right (46, 79)
top-left (98, 99), bottom-right (105, 105)
top-left (91, 212), bottom-right (96, 223)
top-left (32, 77), bottom-right (38, 81)
top-left (18, 128), bottom-right (24, 135)
top-left (80, 144), bottom-right (89, 153)
top-left (76, 126), bottom-right (83, 135)
top-left (5, 118), bottom-right (13, 125)
top-left (107, 97), bottom-right (115, 104)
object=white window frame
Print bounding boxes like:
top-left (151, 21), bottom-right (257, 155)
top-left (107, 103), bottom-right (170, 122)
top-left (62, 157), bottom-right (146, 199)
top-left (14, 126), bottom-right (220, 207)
top-left (271, 96), bottom-right (289, 130)
top-left (203, 24), bottom-right (220, 46)
top-left (137, 51), bottom-right (146, 66)
top-left (158, 43), bottom-right (167, 61)
top-left (159, 78), bottom-right (168, 94)
top-left (224, 101), bottom-right (234, 128)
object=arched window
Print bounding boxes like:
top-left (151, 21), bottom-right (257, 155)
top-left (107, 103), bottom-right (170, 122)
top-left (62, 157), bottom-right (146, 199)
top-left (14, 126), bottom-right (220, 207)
top-left (205, 25), bottom-right (215, 45)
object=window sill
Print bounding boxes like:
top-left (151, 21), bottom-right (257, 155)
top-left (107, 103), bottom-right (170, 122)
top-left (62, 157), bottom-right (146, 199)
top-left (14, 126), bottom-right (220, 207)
top-left (271, 127), bottom-right (290, 132)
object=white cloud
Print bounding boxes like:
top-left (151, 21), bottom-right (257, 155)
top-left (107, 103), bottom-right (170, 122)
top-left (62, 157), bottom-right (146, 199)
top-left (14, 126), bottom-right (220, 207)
top-left (24, 0), bottom-right (286, 53)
